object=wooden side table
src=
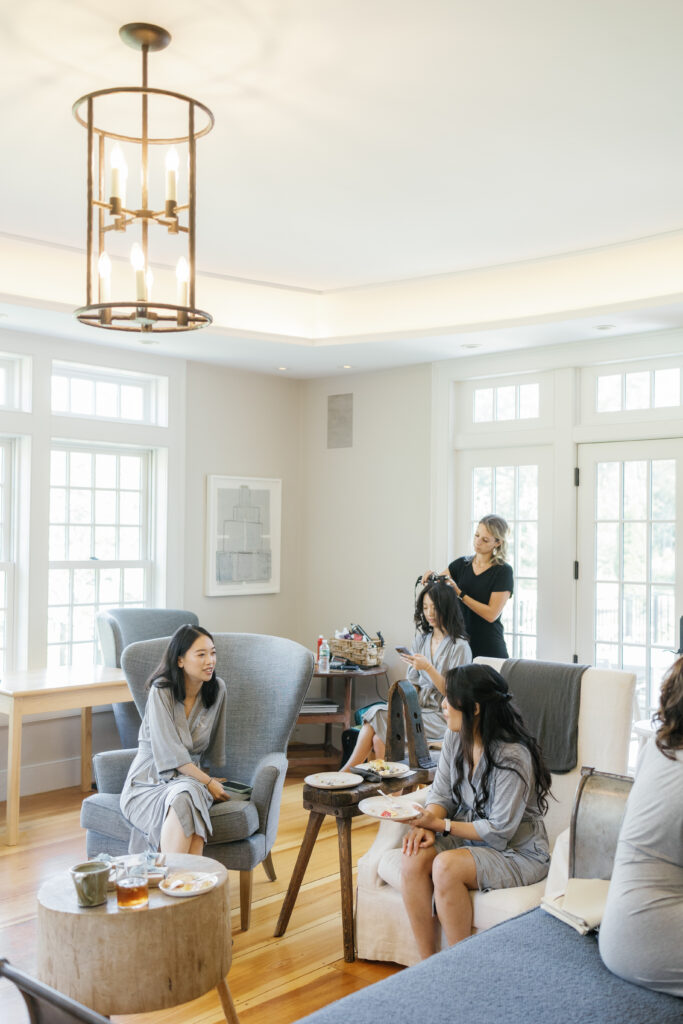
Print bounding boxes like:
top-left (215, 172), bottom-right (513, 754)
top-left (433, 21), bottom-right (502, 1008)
top-left (274, 769), bottom-right (432, 961)
top-left (37, 854), bottom-right (238, 1022)
top-left (290, 665), bottom-right (388, 771)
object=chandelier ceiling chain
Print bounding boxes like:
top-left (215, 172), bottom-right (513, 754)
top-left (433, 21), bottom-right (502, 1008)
top-left (72, 22), bottom-right (214, 335)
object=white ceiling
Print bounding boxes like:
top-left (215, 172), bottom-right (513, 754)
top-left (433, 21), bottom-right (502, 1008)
top-left (2, 0), bottom-right (683, 376)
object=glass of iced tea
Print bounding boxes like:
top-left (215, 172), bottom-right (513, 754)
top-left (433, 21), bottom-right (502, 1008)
top-left (115, 855), bottom-right (149, 910)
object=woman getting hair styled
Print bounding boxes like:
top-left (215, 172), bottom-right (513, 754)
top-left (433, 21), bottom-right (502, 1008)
top-left (400, 662), bottom-right (551, 959)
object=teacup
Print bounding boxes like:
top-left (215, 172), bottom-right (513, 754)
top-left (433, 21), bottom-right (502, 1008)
top-left (70, 860), bottom-right (110, 907)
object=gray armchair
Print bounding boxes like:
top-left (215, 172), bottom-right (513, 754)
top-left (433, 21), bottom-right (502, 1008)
top-left (96, 608), bottom-right (199, 747)
top-left (81, 632), bottom-right (314, 930)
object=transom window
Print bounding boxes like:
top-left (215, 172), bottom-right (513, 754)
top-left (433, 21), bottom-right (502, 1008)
top-left (0, 353), bottom-right (26, 411)
top-left (473, 383), bottom-right (539, 423)
top-left (47, 445), bottom-right (152, 667)
top-left (596, 367), bottom-right (681, 413)
top-left (51, 361), bottom-right (167, 426)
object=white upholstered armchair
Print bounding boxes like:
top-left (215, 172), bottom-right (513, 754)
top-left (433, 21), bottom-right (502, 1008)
top-left (354, 657), bottom-right (635, 965)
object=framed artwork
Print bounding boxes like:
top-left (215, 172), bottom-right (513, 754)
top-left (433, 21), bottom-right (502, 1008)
top-left (205, 475), bottom-right (281, 596)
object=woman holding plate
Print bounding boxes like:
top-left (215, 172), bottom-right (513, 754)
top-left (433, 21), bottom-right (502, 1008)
top-left (341, 580), bottom-right (471, 771)
top-left (120, 624), bottom-right (229, 856)
top-left (400, 662), bottom-right (551, 959)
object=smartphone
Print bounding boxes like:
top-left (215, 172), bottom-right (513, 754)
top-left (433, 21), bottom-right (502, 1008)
top-left (395, 646), bottom-right (413, 656)
top-left (221, 781), bottom-right (253, 800)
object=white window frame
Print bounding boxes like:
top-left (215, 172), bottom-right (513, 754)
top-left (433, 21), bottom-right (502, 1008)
top-left (581, 357), bottom-right (683, 427)
top-left (0, 351), bottom-right (30, 411)
top-left (47, 442), bottom-right (155, 668)
top-left (51, 360), bottom-right (168, 427)
top-left (456, 372), bottom-right (554, 437)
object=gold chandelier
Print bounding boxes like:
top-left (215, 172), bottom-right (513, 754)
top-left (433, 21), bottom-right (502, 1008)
top-left (72, 23), bottom-right (214, 334)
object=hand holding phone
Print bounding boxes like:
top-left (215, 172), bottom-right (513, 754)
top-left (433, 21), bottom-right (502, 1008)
top-left (395, 646), bottom-right (413, 656)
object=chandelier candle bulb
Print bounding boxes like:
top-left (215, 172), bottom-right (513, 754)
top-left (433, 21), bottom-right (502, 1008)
top-left (130, 244), bottom-right (146, 301)
top-left (165, 147), bottom-right (179, 202)
top-left (176, 257), bottom-right (189, 306)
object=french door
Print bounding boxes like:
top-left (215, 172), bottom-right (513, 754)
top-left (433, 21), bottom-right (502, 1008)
top-left (456, 447), bottom-right (554, 659)
top-left (576, 439), bottom-right (683, 717)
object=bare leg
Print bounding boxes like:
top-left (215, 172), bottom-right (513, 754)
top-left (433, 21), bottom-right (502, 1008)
top-left (189, 833), bottom-right (204, 856)
top-left (160, 806), bottom-right (203, 855)
top-left (432, 848), bottom-right (478, 946)
top-left (400, 844), bottom-right (439, 959)
top-left (341, 722), bottom-right (376, 770)
top-left (371, 734), bottom-right (386, 759)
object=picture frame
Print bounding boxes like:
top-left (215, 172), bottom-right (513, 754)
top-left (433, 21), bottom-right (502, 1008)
top-left (205, 475), bottom-right (281, 596)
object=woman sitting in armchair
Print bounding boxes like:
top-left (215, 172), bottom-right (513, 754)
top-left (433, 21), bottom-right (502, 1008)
top-left (400, 663), bottom-right (551, 959)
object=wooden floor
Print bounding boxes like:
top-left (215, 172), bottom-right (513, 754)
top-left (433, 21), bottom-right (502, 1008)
top-left (0, 778), bottom-right (402, 1023)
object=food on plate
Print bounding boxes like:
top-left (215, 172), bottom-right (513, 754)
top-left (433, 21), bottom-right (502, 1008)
top-left (162, 872), bottom-right (214, 894)
top-left (367, 759), bottom-right (389, 772)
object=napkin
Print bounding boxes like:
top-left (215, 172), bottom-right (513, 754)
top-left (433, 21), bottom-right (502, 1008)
top-left (540, 877), bottom-right (610, 935)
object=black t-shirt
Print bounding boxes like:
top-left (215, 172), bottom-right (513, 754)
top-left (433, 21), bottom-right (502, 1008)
top-left (448, 556), bottom-right (514, 659)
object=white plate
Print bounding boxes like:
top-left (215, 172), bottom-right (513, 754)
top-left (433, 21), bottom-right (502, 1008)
top-left (367, 761), bottom-right (415, 778)
top-left (159, 872), bottom-right (218, 898)
top-left (304, 772), bottom-right (362, 789)
top-left (358, 796), bottom-right (423, 821)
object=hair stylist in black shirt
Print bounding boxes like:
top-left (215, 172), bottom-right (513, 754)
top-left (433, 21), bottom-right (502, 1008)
top-left (422, 515), bottom-right (513, 658)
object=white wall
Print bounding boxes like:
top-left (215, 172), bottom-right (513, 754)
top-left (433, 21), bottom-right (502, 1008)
top-left (297, 364), bottom-right (433, 714)
top-left (182, 361), bottom-right (304, 641)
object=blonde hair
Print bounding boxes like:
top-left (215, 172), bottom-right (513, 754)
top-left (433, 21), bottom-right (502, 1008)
top-left (478, 514), bottom-right (509, 564)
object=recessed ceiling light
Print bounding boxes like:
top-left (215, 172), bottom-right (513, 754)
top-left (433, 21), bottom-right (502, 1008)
top-left (341, 364), bottom-right (352, 369)
top-left (595, 324), bottom-right (615, 331)
top-left (0, 312), bottom-right (8, 319)
top-left (277, 366), bottom-right (288, 371)
top-left (461, 342), bottom-right (481, 350)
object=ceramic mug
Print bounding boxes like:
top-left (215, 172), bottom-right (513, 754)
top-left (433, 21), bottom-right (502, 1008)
top-left (70, 860), bottom-right (110, 907)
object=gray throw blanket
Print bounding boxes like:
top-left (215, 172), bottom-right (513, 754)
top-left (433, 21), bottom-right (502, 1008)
top-left (500, 659), bottom-right (587, 773)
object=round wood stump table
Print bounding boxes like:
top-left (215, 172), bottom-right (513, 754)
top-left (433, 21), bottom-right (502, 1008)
top-left (37, 853), bottom-right (239, 1022)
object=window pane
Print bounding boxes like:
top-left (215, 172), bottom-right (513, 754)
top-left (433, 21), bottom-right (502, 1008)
top-left (597, 374), bottom-right (621, 412)
top-left (124, 567), bottom-right (145, 602)
top-left (70, 451), bottom-right (92, 487)
top-left (119, 527), bottom-right (140, 559)
top-left (472, 467), bottom-right (492, 520)
top-left (96, 453), bottom-right (117, 489)
top-left (95, 381), bottom-right (118, 418)
top-left (651, 586), bottom-right (675, 646)
top-left (624, 371), bottom-right (650, 410)
top-left (47, 644), bottom-right (70, 668)
top-left (622, 645), bottom-right (646, 712)
top-left (49, 525), bottom-right (66, 561)
top-left (69, 489), bottom-right (92, 524)
top-left (95, 490), bottom-right (117, 524)
top-left (596, 522), bottom-right (619, 581)
top-left (651, 460), bottom-right (675, 520)
top-left (496, 386), bottom-right (515, 421)
top-left (94, 526), bottom-right (116, 560)
top-left (518, 383), bottom-right (539, 419)
top-left (71, 378), bottom-right (94, 415)
top-left (68, 525), bottom-right (91, 560)
top-left (516, 579), bottom-right (537, 634)
top-left (51, 450), bottom-right (67, 486)
top-left (51, 375), bottom-right (69, 412)
top-left (48, 569), bottom-right (70, 605)
top-left (517, 465), bottom-right (538, 519)
top-left (47, 607), bottom-right (69, 644)
top-left (623, 461), bottom-right (647, 520)
top-left (119, 491), bottom-right (140, 526)
top-left (73, 605), bottom-right (95, 642)
top-left (120, 456), bottom-right (141, 490)
top-left (596, 463), bottom-right (620, 520)
top-left (653, 367), bottom-right (679, 408)
top-left (623, 522), bottom-right (646, 582)
top-left (98, 568), bottom-right (121, 604)
top-left (595, 642), bottom-right (619, 669)
top-left (651, 523), bottom-right (675, 583)
top-left (517, 521), bottom-right (537, 576)
top-left (494, 466), bottom-right (515, 519)
top-left (73, 569), bottom-right (95, 605)
top-left (50, 487), bottom-right (67, 523)
top-left (473, 388), bottom-right (493, 423)
top-left (623, 584), bottom-right (646, 644)
top-left (595, 582), bottom-right (619, 642)
top-left (120, 385), bottom-right (144, 420)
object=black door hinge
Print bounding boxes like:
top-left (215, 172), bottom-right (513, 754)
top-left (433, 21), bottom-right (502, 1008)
top-left (574, 467), bottom-right (580, 486)
top-left (573, 561), bottom-right (579, 580)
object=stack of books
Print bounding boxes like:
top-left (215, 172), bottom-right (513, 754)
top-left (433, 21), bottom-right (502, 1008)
top-left (301, 697), bottom-right (339, 714)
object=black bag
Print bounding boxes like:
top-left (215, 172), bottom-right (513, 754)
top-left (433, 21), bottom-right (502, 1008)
top-left (340, 728), bottom-right (360, 767)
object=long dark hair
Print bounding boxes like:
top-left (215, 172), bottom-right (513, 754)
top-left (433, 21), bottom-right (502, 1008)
top-left (445, 663), bottom-right (551, 817)
top-left (147, 624), bottom-right (219, 708)
top-left (414, 581), bottom-right (468, 643)
top-left (654, 656), bottom-right (683, 758)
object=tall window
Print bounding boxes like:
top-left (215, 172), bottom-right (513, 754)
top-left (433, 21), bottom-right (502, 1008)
top-left (471, 463), bottom-right (539, 657)
top-left (47, 445), bottom-right (152, 667)
top-left (0, 439), bottom-right (13, 672)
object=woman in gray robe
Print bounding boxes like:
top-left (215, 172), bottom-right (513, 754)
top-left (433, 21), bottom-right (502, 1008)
top-left (400, 663), bottom-right (551, 960)
top-left (599, 658), bottom-right (683, 997)
top-left (120, 624), bottom-right (229, 855)
top-left (341, 581), bottom-right (471, 770)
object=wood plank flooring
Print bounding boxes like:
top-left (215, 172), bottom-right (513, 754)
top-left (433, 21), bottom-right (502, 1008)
top-left (0, 779), bottom-right (402, 1023)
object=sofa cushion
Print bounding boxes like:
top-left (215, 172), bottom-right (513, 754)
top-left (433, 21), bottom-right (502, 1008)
top-left (377, 847), bottom-right (547, 932)
top-left (207, 798), bottom-right (259, 844)
top-left (81, 793), bottom-right (133, 843)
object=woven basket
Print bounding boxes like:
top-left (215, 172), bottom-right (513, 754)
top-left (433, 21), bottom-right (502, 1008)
top-left (328, 636), bottom-right (384, 667)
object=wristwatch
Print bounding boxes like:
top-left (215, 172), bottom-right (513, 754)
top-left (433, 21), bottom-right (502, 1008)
top-left (442, 817), bottom-right (452, 835)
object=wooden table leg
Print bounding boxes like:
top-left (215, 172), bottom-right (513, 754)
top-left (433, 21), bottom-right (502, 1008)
top-left (6, 702), bottom-right (22, 846)
top-left (216, 978), bottom-right (240, 1024)
top-left (274, 810), bottom-right (325, 937)
top-left (336, 816), bottom-right (355, 962)
top-left (80, 707), bottom-right (93, 792)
